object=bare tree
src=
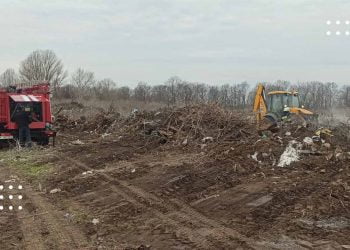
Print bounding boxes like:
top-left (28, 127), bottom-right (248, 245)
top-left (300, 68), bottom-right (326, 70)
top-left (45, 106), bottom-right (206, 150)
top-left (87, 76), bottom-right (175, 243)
top-left (0, 68), bottom-right (19, 86)
top-left (208, 86), bottom-right (219, 103)
top-left (166, 76), bottom-right (182, 105)
top-left (71, 68), bottom-right (95, 97)
top-left (94, 78), bottom-right (116, 100)
top-left (116, 86), bottom-right (131, 100)
top-left (134, 82), bottom-right (151, 102)
top-left (19, 50), bottom-right (67, 93)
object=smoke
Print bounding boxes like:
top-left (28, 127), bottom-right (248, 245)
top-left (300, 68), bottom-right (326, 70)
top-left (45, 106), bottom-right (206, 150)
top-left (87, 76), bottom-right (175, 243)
top-left (318, 108), bottom-right (350, 127)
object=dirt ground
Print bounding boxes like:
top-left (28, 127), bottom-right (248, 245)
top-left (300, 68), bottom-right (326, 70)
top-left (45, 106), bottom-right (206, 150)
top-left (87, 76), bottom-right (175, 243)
top-left (0, 104), bottom-right (349, 249)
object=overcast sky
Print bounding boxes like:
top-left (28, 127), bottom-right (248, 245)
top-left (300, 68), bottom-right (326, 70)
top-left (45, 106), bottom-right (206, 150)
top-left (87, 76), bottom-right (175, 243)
top-left (1, 0), bottom-right (350, 86)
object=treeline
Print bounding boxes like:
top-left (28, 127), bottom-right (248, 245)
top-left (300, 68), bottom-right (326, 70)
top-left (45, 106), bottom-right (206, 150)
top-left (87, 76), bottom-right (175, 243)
top-left (104, 79), bottom-right (349, 109)
top-left (1, 50), bottom-right (350, 109)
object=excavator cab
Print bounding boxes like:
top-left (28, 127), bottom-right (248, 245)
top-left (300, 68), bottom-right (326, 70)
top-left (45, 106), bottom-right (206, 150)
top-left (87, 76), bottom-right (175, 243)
top-left (267, 92), bottom-right (301, 119)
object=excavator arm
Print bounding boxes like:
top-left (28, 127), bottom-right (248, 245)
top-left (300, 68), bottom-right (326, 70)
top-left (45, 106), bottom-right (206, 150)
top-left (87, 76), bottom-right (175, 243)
top-left (253, 83), bottom-right (268, 125)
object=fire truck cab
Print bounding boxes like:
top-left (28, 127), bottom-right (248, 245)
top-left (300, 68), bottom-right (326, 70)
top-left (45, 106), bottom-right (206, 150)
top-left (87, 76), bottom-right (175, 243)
top-left (0, 83), bottom-right (56, 145)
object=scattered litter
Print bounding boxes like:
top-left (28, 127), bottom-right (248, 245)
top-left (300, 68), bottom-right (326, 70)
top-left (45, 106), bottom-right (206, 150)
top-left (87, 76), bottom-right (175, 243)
top-left (202, 137), bottom-right (214, 143)
top-left (278, 140), bottom-right (301, 167)
top-left (182, 138), bottom-right (188, 146)
top-left (64, 213), bottom-right (74, 221)
top-left (92, 218), bottom-right (99, 225)
top-left (82, 170), bottom-right (93, 175)
top-left (130, 109), bottom-right (139, 118)
top-left (312, 136), bottom-right (321, 143)
top-left (71, 139), bottom-right (84, 145)
top-left (251, 152), bottom-right (258, 161)
top-left (101, 133), bottom-right (111, 138)
top-left (50, 188), bottom-right (61, 194)
top-left (131, 169), bottom-right (136, 173)
top-left (316, 128), bottom-right (333, 137)
top-left (285, 131), bottom-right (291, 136)
top-left (303, 137), bottom-right (313, 145)
top-left (247, 195), bottom-right (273, 207)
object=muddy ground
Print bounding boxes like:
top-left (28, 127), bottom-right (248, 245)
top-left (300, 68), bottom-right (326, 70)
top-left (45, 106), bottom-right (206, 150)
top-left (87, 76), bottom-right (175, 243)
top-left (0, 104), bottom-right (349, 249)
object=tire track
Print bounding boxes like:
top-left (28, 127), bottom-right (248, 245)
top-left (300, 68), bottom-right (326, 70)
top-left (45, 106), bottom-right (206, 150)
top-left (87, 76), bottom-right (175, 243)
top-left (67, 158), bottom-right (212, 249)
top-left (66, 157), bottom-right (257, 249)
top-left (21, 184), bottom-right (90, 249)
top-left (0, 164), bottom-right (91, 250)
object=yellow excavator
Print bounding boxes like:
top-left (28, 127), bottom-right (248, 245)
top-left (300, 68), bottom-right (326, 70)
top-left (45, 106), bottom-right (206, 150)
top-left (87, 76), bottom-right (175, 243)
top-left (253, 83), bottom-right (315, 134)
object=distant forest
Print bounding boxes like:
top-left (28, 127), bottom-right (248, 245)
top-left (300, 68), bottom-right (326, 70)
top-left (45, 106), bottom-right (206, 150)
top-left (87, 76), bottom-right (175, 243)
top-left (1, 50), bottom-right (349, 110)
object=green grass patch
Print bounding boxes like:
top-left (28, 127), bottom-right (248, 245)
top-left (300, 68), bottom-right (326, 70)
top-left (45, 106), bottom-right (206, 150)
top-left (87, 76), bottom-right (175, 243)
top-left (14, 161), bottom-right (52, 178)
top-left (0, 148), bottom-right (53, 180)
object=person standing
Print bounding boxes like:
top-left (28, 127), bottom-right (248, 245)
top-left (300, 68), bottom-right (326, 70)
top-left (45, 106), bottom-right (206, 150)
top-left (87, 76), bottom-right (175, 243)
top-left (13, 106), bottom-right (32, 147)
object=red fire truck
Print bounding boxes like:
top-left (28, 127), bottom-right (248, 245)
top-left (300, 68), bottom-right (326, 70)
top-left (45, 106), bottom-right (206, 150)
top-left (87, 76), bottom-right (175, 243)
top-left (0, 83), bottom-right (56, 145)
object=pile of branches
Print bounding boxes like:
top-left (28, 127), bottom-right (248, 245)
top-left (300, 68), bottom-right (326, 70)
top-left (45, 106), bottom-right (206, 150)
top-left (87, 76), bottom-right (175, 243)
top-left (55, 108), bottom-right (121, 134)
top-left (122, 104), bottom-right (255, 143)
top-left (82, 109), bottom-right (121, 133)
top-left (54, 114), bottom-right (82, 130)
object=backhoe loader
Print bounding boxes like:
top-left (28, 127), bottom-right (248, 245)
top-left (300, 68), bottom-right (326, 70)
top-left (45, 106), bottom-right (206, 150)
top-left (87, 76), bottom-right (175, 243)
top-left (253, 83), bottom-right (315, 134)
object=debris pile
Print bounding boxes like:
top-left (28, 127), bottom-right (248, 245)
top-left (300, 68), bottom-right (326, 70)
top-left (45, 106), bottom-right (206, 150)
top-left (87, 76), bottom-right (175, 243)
top-left (55, 109), bottom-right (121, 134)
top-left (122, 104), bottom-right (255, 144)
top-left (54, 105), bottom-right (350, 167)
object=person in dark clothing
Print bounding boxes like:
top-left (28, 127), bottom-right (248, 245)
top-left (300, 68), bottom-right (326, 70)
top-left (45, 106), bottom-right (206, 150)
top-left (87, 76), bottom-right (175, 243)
top-left (13, 106), bottom-right (32, 147)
